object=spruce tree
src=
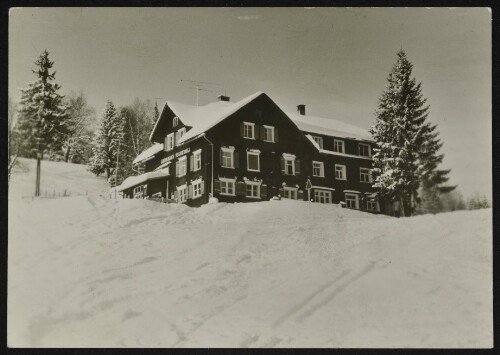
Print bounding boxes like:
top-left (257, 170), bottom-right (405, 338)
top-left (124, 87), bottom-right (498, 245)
top-left (370, 50), bottom-right (430, 216)
top-left (88, 101), bottom-right (124, 180)
top-left (16, 50), bottom-right (71, 157)
top-left (153, 101), bottom-right (160, 123)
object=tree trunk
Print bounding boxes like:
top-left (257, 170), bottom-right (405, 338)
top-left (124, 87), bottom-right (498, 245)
top-left (106, 168), bottom-right (110, 179)
top-left (65, 145), bottom-right (71, 163)
top-left (399, 195), bottom-right (406, 217)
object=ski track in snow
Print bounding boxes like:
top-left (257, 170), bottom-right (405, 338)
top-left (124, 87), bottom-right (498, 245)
top-left (7, 159), bottom-right (493, 348)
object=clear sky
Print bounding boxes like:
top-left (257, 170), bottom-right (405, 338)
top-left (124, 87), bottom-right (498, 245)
top-left (9, 7), bottom-right (491, 199)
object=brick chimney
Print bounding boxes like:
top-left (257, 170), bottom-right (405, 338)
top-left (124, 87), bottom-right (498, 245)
top-left (217, 95), bottom-right (230, 102)
top-left (297, 104), bottom-right (306, 115)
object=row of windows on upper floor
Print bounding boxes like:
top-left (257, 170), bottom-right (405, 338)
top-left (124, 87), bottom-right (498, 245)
top-left (310, 135), bottom-right (372, 157)
top-left (167, 146), bottom-right (373, 185)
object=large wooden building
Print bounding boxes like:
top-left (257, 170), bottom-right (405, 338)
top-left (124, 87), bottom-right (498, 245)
top-left (118, 92), bottom-right (382, 212)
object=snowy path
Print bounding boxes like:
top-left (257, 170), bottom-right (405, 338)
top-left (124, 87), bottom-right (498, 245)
top-left (8, 195), bottom-right (492, 348)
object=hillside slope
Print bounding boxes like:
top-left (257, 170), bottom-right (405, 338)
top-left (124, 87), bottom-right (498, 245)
top-left (8, 160), bottom-right (492, 348)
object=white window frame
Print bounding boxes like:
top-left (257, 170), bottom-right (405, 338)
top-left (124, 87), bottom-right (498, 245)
top-left (283, 153), bottom-right (296, 176)
top-left (173, 116), bottom-right (179, 127)
top-left (314, 189), bottom-right (332, 204)
top-left (345, 193), bottom-right (359, 209)
top-left (243, 122), bottom-right (255, 139)
top-left (220, 177), bottom-right (236, 196)
top-left (193, 149), bottom-right (202, 171)
top-left (333, 139), bottom-right (345, 153)
top-left (312, 161), bottom-right (325, 177)
top-left (335, 164), bottom-right (346, 180)
top-left (247, 151), bottom-right (261, 172)
top-left (221, 147), bottom-right (234, 169)
top-left (367, 198), bottom-right (378, 211)
top-left (177, 184), bottom-right (187, 203)
top-left (359, 143), bottom-right (371, 157)
top-left (283, 187), bottom-right (298, 200)
top-left (176, 127), bottom-right (187, 146)
top-left (245, 181), bottom-right (261, 199)
top-left (312, 136), bottom-right (324, 149)
top-left (177, 156), bottom-right (187, 177)
top-left (360, 168), bottom-right (372, 183)
top-left (166, 133), bottom-right (174, 151)
top-left (192, 178), bottom-right (203, 199)
top-left (263, 125), bottom-right (275, 142)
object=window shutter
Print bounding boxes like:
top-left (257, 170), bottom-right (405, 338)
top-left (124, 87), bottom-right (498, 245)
top-left (298, 190), bottom-right (304, 200)
top-left (279, 188), bottom-right (284, 197)
top-left (164, 136), bottom-right (168, 151)
top-left (254, 125), bottom-right (260, 140)
top-left (175, 161), bottom-right (179, 177)
top-left (219, 148), bottom-right (223, 166)
top-left (189, 154), bottom-right (194, 171)
top-left (260, 126), bottom-right (265, 140)
top-left (201, 181), bottom-right (205, 195)
top-left (233, 151), bottom-right (239, 169)
top-left (188, 185), bottom-right (193, 199)
top-left (260, 184), bottom-right (267, 198)
top-left (240, 122), bottom-right (244, 137)
top-left (274, 128), bottom-right (279, 142)
top-left (295, 159), bottom-right (301, 175)
top-left (236, 181), bottom-right (246, 196)
top-left (280, 157), bottom-right (285, 174)
top-left (214, 180), bottom-right (221, 194)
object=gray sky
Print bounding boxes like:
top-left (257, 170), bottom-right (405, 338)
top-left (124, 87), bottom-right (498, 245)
top-left (9, 7), bottom-right (491, 199)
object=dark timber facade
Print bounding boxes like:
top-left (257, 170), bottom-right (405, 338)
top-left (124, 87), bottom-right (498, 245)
top-left (119, 92), bottom-right (384, 213)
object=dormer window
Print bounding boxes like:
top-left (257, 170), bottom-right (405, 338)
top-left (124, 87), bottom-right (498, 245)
top-left (359, 143), bottom-right (371, 157)
top-left (173, 116), bottom-right (179, 127)
top-left (312, 136), bottom-right (323, 149)
top-left (334, 139), bottom-right (345, 154)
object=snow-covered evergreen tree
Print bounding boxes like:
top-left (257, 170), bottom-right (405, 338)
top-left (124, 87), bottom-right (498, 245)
top-left (16, 50), bottom-right (71, 157)
top-left (371, 50), bottom-right (455, 216)
top-left (88, 101), bottom-right (124, 180)
top-left (370, 50), bottom-right (431, 216)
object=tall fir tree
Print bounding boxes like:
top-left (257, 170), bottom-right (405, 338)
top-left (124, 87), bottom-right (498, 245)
top-left (153, 101), bottom-right (160, 123)
top-left (370, 50), bottom-right (432, 216)
top-left (88, 101), bottom-right (124, 180)
top-left (16, 50), bottom-right (71, 158)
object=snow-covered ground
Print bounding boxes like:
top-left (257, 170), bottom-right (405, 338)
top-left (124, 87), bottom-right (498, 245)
top-left (8, 159), bottom-right (492, 348)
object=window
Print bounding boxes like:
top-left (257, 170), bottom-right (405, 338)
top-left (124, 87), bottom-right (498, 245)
top-left (312, 136), bottom-right (324, 149)
top-left (192, 179), bottom-right (203, 199)
top-left (345, 193), bottom-right (359, 209)
top-left (313, 161), bottom-right (324, 177)
top-left (335, 164), bottom-right (346, 180)
top-left (359, 143), bottom-right (371, 157)
top-left (283, 187), bottom-right (298, 200)
top-left (247, 151), bottom-right (260, 172)
top-left (367, 198), bottom-right (378, 211)
top-left (334, 139), bottom-right (345, 153)
top-left (173, 116), bottom-right (179, 127)
top-left (263, 125), bottom-right (274, 142)
top-left (360, 168), bottom-right (372, 183)
top-left (193, 150), bottom-right (202, 171)
top-left (165, 133), bottom-right (174, 151)
top-left (314, 190), bottom-right (332, 204)
top-left (243, 122), bottom-right (255, 139)
top-left (176, 156), bottom-right (187, 177)
top-left (176, 127), bottom-right (186, 146)
top-left (177, 184), bottom-right (187, 203)
top-left (221, 147), bottom-right (234, 168)
top-left (220, 178), bottom-right (235, 196)
top-left (245, 182), bottom-right (260, 199)
top-left (133, 185), bottom-right (145, 199)
top-left (283, 154), bottom-right (296, 175)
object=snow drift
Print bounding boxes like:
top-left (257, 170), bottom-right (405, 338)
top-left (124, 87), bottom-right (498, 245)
top-left (8, 160), bottom-right (492, 348)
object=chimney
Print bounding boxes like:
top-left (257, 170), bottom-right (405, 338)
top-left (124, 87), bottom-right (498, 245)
top-left (217, 95), bottom-right (230, 102)
top-left (297, 104), bottom-right (306, 115)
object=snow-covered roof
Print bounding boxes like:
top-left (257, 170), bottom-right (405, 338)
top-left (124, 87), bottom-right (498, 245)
top-left (132, 144), bottom-right (164, 165)
top-left (117, 171), bottom-right (169, 192)
top-left (172, 91), bottom-right (265, 144)
top-left (287, 111), bottom-right (372, 141)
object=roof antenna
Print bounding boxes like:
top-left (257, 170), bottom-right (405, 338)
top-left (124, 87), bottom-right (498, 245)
top-left (179, 80), bottom-right (220, 106)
